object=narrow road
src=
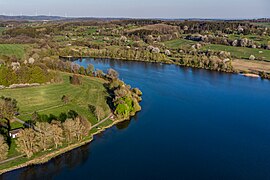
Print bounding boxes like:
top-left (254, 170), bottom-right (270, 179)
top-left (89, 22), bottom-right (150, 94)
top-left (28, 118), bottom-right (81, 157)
top-left (13, 117), bottom-right (32, 128)
top-left (0, 154), bottom-right (25, 165)
top-left (21, 104), bottom-right (65, 116)
top-left (13, 117), bottom-right (41, 132)
top-left (14, 112), bottom-right (113, 132)
top-left (91, 113), bottom-right (113, 129)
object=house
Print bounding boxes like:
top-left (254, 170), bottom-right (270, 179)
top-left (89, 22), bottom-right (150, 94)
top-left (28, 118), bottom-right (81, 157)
top-left (9, 128), bottom-right (22, 139)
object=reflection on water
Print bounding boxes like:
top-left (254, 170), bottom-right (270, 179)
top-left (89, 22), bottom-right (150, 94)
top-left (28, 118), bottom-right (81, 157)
top-left (1, 143), bottom-right (91, 180)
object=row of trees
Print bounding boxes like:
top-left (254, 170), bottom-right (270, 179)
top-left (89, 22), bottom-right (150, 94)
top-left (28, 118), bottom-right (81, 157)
top-left (0, 62), bottom-right (61, 87)
top-left (186, 35), bottom-right (270, 50)
top-left (16, 116), bottom-right (91, 158)
top-left (0, 96), bottom-right (19, 161)
top-left (0, 134), bottom-right (9, 161)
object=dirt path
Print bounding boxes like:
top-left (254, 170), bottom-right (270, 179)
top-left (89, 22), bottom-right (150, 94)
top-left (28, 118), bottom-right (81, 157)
top-left (0, 155), bottom-right (25, 165)
top-left (91, 113), bottom-right (113, 129)
top-left (20, 104), bottom-right (65, 116)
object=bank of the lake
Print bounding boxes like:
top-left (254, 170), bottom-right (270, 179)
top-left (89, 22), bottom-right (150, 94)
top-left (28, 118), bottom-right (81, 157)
top-left (0, 71), bottom-right (141, 175)
top-left (2, 58), bottom-right (270, 180)
top-left (0, 115), bottom-right (129, 175)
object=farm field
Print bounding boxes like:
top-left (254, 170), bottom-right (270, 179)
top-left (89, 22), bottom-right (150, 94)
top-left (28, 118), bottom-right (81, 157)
top-left (0, 44), bottom-right (27, 59)
top-left (202, 44), bottom-right (270, 61)
top-left (164, 39), bottom-right (195, 49)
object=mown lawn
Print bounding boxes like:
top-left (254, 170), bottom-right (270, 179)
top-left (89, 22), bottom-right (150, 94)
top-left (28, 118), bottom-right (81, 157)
top-left (202, 44), bottom-right (270, 61)
top-left (0, 73), bottom-right (111, 125)
top-left (0, 44), bottom-right (27, 59)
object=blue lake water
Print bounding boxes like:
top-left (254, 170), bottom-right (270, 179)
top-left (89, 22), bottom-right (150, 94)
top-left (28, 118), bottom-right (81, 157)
top-left (2, 58), bottom-right (270, 180)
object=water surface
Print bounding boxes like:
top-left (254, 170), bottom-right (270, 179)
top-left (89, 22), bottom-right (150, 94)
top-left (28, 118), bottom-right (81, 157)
top-left (2, 58), bottom-right (270, 180)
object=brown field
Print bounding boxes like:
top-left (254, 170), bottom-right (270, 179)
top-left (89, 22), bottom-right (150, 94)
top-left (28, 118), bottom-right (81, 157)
top-left (232, 59), bottom-right (270, 73)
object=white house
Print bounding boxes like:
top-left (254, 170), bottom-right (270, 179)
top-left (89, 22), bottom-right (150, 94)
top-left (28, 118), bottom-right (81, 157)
top-left (9, 128), bottom-right (22, 139)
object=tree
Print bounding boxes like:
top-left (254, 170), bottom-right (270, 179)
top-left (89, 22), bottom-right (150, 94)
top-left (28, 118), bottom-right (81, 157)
top-left (61, 95), bottom-right (69, 104)
top-left (0, 134), bottom-right (8, 161)
top-left (96, 69), bottom-right (104, 78)
top-left (86, 64), bottom-right (94, 76)
top-left (67, 110), bottom-right (78, 119)
top-left (0, 96), bottom-right (18, 120)
top-left (35, 122), bottom-right (53, 151)
top-left (107, 68), bottom-right (119, 79)
top-left (0, 96), bottom-right (18, 144)
top-left (62, 119), bottom-right (77, 143)
top-left (77, 116), bottom-right (91, 136)
top-left (16, 128), bottom-right (38, 158)
top-left (51, 123), bottom-right (64, 148)
top-left (73, 117), bottom-right (86, 141)
top-left (78, 66), bottom-right (85, 75)
top-left (88, 104), bottom-right (96, 114)
top-left (70, 75), bottom-right (82, 85)
top-left (95, 106), bottom-right (105, 121)
top-left (249, 55), bottom-right (255, 60)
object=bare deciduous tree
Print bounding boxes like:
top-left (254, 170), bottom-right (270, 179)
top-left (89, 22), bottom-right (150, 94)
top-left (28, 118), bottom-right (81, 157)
top-left (0, 135), bottom-right (8, 161)
top-left (95, 106), bottom-right (105, 121)
top-left (16, 128), bottom-right (38, 158)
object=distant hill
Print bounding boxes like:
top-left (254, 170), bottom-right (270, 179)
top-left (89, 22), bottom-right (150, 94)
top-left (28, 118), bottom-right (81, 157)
top-left (0, 15), bottom-right (66, 21)
top-left (0, 15), bottom-right (269, 22)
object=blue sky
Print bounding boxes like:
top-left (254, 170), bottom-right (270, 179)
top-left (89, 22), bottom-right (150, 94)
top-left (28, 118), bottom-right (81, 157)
top-left (0, 0), bottom-right (269, 19)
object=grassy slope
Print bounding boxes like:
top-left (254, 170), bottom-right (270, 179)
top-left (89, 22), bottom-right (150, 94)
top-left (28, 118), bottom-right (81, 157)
top-left (0, 72), bottom-right (111, 126)
top-left (0, 72), bottom-right (114, 170)
top-left (228, 34), bottom-right (270, 45)
top-left (202, 44), bottom-right (270, 61)
top-left (0, 44), bottom-right (27, 59)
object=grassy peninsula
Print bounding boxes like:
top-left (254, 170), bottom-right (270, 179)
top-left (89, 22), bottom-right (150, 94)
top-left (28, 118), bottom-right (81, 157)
top-left (0, 46), bottom-right (142, 174)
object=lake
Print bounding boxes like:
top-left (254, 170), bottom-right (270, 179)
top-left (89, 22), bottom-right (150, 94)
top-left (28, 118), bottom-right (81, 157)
top-left (2, 58), bottom-right (270, 180)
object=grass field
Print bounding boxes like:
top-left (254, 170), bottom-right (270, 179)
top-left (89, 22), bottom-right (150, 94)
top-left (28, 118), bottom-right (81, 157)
top-left (0, 73), bottom-right (111, 126)
top-left (228, 34), bottom-right (270, 45)
top-left (164, 39), bottom-right (195, 49)
top-left (0, 44), bottom-right (27, 59)
top-left (202, 44), bottom-right (270, 61)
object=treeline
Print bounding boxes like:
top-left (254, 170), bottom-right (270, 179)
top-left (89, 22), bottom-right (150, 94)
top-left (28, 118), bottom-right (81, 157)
top-left (59, 47), bottom-right (170, 63)
top-left (0, 62), bottom-right (60, 86)
top-left (167, 21), bottom-right (270, 36)
top-left (0, 96), bottom-right (18, 161)
top-left (186, 35), bottom-right (270, 50)
top-left (16, 115), bottom-right (91, 158)
top-left (176, 54), bottom-right (234, 72)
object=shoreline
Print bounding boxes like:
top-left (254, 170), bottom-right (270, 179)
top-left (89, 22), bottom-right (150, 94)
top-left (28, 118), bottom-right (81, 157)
top-left (62, 56), bottom-right (269, 80)
top-left (0, 117), bottom-right (129, 175)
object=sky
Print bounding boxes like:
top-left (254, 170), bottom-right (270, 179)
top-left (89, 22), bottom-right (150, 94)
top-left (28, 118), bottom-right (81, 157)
top-left (0, 0), bottom-right (269, 19)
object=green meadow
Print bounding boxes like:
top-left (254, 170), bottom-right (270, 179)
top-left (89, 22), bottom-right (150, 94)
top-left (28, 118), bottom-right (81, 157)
top-left (0, 73), bottom-right (111, 127)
